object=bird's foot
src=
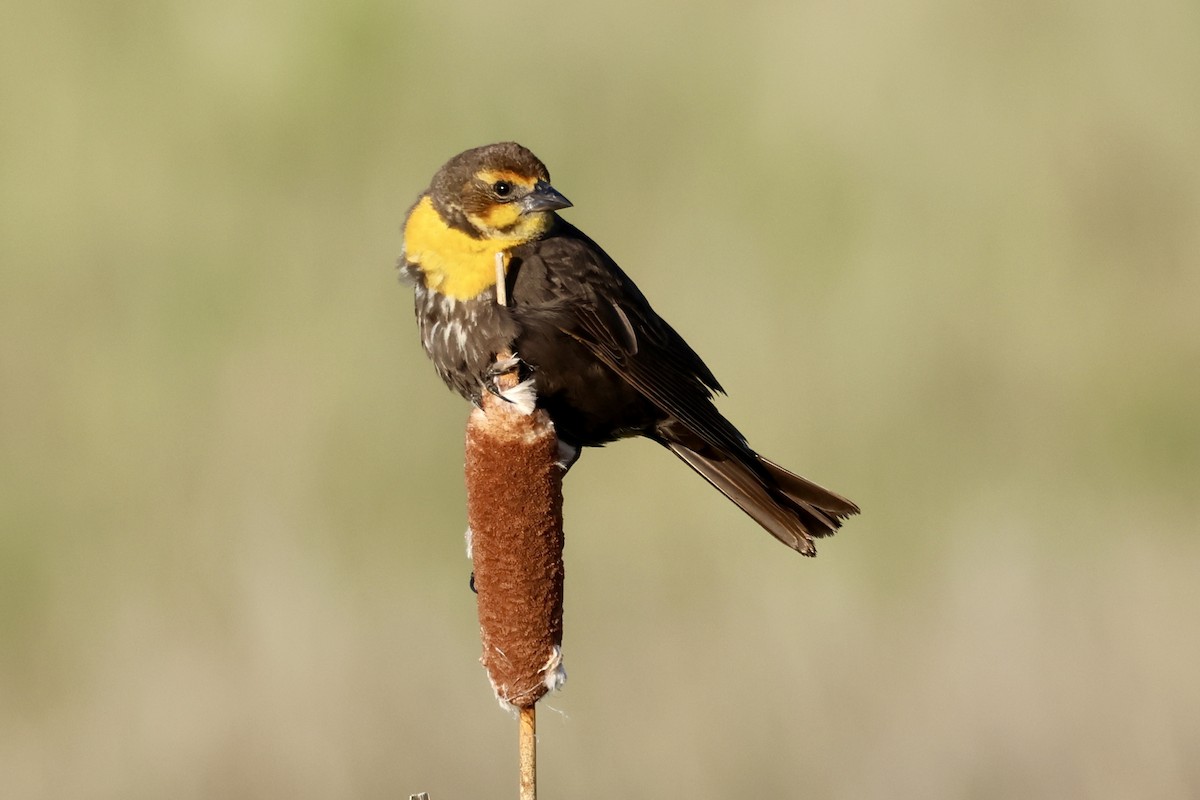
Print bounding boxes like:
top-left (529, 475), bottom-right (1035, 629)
top-left (483, 354), bottom-right (537, 414)
top-left (556, 440), bottom-right (581, 472)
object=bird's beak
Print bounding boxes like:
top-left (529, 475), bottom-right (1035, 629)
top-left (520, 180), bottom-right (573, 214)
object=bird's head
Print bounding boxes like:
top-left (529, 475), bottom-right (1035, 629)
top-left (428, 142), bottom-right (573, 242)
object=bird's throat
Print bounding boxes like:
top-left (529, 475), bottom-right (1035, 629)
top-left (403, 197), bottom-right (507, 299)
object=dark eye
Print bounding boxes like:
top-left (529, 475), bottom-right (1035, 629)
top-left (492, 180), bottom-right (513, 198)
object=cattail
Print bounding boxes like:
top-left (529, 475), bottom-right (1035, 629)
top-left (465, 365), bottom-right (566, 709)
top-left (464, 332), bottom-right (565, 798)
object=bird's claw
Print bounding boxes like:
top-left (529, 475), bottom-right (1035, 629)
top-left (488, 354), bottom-right (521, 376)
top-left (484, 354), bottom-right (524, 402)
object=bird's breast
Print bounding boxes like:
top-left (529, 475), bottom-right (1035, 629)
top-left (414, 282), bottom-right (514, 402)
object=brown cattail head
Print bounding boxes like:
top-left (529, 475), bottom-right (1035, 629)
top-left (465, 361), bottom-right (565, 709)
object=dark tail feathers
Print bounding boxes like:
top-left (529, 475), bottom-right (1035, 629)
top-left (663, 444), bottom-right (859, 556)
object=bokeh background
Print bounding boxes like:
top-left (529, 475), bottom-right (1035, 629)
top-left (3, 1), bottom-right (1198, 798)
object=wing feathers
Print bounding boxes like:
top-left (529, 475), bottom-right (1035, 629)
top-left (506, 223), bottom-right (858, 550)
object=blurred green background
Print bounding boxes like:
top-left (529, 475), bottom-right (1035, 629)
top-left (3, 1), bottom-right (1198, 798)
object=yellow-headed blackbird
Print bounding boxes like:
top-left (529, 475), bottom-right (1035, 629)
top-left (398, 142), bottom-right (858, 555)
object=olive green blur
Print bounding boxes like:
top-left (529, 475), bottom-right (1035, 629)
top-left (2, 2), bottom-right (1197, 798)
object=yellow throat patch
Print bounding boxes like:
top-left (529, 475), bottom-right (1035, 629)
top-left (403, 196), bottom-right (547, 299)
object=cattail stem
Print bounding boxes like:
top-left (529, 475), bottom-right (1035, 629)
top-left (519, 706), bottom-right (536, 800)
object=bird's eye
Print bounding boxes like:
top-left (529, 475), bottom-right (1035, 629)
top-left (492, 180), bottom-right (513, 198)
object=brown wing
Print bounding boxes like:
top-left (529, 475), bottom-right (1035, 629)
top-left (507, 219), bottom-right (860, 553)
top-left (507, 220), bottom-right (753, 458)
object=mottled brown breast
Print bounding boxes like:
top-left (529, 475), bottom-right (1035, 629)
top-left (409, 275), bottom-right (517, 404)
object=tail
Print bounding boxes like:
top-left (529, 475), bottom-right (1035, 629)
top-left (663, 442), bottom-right (859, 556)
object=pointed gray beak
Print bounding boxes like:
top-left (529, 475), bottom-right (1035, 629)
top-left (520, 180), bottom-right (572, 213)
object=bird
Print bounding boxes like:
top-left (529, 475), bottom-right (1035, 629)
top-left (398, 142), bottom-right (858, 555)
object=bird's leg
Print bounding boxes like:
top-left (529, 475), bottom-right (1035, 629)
top-left (484, 353), bottom-right (523, 399)
top-left (556, 440), bottom-right (581, 472)
top-left (483, 353), bottom-right (537, 415)
top-left (483, 354), bottom-right (523, 402)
